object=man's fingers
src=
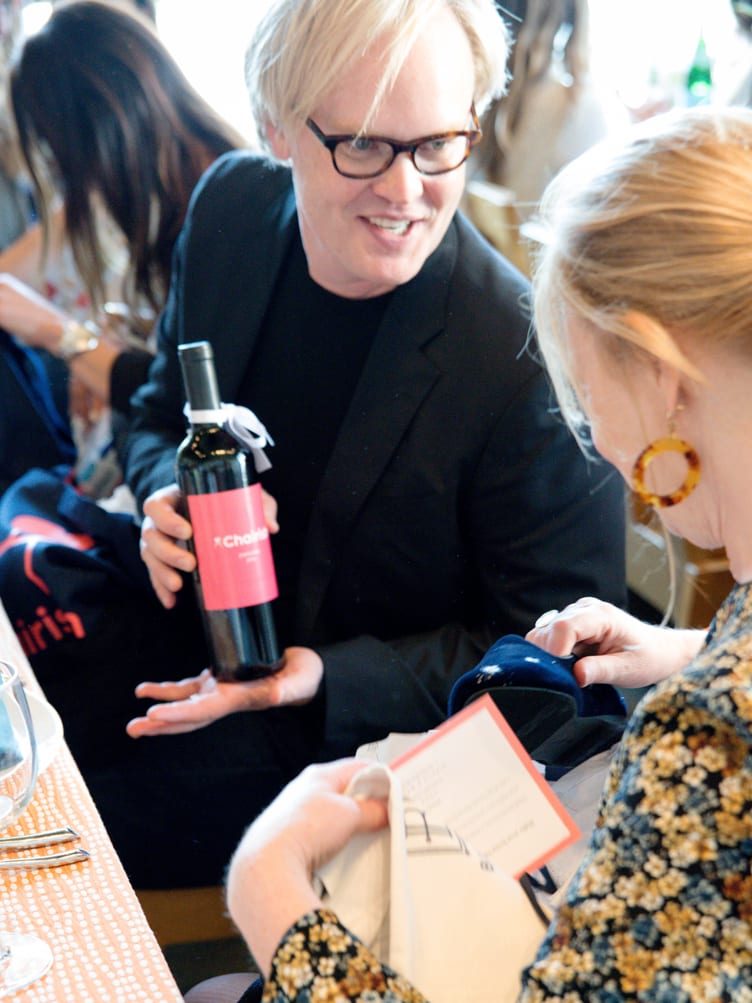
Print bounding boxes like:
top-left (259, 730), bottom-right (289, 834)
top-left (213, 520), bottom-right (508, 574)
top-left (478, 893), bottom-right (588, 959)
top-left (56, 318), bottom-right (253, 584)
top-left (126, 716), bottom-right (206, 738)
top-left (135, 669), bottom-right (213, 701)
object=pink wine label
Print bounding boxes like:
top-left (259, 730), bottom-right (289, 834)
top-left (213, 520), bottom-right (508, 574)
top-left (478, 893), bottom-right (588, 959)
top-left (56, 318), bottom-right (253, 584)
top-left (187, 484), bottom-right (278, 610)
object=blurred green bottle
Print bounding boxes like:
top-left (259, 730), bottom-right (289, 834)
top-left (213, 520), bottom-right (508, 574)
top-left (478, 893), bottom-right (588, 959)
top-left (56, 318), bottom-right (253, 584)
top-left (686, 32), bottom-right (712, 105)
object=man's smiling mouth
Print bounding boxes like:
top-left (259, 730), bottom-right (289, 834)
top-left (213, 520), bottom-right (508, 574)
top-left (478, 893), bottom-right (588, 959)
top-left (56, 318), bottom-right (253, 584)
top-left (367, 217), bottom-right (413, 236)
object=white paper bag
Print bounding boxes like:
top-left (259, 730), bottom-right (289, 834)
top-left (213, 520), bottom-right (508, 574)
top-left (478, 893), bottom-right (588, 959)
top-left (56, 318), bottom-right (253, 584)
top-left (315, 763), bottom-right (549, 1003)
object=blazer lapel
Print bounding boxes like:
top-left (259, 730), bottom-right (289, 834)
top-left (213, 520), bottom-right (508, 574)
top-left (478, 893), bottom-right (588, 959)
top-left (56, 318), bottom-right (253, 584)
top-left (297, 221), bottom-right (459, 636)
top-left (212, 172), bottom-right (298, 400)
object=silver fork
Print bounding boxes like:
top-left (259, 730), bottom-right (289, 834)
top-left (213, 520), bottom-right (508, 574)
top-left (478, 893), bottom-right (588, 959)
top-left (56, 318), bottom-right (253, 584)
top-left (0, 827), bottom-right (89, 869)
top-left (0, 847), bottom-right (90, 870)
top-left (0, 827), bottom-right (80, 852)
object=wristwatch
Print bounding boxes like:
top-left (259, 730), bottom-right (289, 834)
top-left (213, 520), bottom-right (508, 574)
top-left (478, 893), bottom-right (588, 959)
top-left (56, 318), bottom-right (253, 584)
top-left (57, 319), bottom-right (100, 361)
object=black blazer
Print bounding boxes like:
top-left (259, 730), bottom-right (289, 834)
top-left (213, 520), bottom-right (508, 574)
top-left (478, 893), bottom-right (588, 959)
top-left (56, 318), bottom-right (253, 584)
top-left (123, 152), bottom-right (626, 757)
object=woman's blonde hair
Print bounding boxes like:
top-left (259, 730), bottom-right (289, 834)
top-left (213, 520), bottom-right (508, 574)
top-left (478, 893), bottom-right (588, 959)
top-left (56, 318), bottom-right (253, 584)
top-left (532, 105), bottom-right (752, 444)
top-left (245, 0), bottom-right (509, 150)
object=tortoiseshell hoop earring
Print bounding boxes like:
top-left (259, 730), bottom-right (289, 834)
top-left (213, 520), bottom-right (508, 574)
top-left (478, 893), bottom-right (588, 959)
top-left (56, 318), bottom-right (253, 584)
top-left (631, 436), bottom-right (701, 508)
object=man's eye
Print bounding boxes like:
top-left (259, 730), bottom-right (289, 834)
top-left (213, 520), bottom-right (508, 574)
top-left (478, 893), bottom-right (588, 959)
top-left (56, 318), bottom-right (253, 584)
top-left (421, 138), bottom-right (451, 154)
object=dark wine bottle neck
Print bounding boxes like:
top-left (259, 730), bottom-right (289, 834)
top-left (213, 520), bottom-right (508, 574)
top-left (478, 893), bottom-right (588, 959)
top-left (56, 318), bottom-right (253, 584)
top-left (179, 341), bottom-right (222, 411)
top-left (183, 369), bottom-right (221, 411)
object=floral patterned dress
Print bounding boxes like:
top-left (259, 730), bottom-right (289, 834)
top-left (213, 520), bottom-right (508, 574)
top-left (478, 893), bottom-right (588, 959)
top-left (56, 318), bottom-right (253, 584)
top-left (262, 581), bottom-right (752, 1003)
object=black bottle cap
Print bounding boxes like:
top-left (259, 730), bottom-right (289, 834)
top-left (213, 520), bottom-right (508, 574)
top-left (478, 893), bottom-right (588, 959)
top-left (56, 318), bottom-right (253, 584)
top-left (179, 341), bottom-right (221, 411)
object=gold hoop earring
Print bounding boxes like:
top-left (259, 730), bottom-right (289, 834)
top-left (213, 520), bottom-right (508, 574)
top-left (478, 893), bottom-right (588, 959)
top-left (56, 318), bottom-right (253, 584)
top-left (631, 436), bottom-right (701, 508)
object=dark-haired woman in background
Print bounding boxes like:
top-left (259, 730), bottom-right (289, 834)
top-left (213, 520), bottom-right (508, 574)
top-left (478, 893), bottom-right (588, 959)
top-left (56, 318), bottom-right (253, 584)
top-left (0, 0), bottom-right (243, 494)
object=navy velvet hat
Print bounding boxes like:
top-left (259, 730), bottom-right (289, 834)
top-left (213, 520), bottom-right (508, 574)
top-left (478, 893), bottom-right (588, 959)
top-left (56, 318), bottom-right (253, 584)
top-left (448, 635), bottom-right (627, 770)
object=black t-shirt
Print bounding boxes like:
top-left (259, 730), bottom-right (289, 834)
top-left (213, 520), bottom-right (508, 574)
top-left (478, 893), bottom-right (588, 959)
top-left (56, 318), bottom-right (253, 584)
top-left (238, 231), bottom-right (392, 641)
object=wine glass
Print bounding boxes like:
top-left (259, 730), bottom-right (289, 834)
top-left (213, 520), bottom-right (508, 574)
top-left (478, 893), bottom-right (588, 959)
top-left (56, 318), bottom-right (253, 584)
top-left (0, 660), bottom-right (53, 996)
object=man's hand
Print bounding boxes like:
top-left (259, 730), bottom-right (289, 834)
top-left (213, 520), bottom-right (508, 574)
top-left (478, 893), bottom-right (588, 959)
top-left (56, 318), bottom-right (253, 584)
top-left (139, 482), bottom-right (279, 608)
top-left (139, 484), bottom-right (195, 607)
top-left (126, 646), bottom-right (324, 737)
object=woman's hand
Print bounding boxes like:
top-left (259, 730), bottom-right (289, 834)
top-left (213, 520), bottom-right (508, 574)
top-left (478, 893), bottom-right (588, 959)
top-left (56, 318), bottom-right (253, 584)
top-left (226, 759), bottom-right (389, 976)
top-left (526, 596), bottom-right (705, 689)
top-left (0, 272), bottom-right (68, 352)
top-left (139, 482), bottom-right (280, 608)
top-left (68, 374), bottom-right (106, 431)
top-left (125, 646), bottom-right (324, 737)
top-left (0, 273), bottom-right (124, 403)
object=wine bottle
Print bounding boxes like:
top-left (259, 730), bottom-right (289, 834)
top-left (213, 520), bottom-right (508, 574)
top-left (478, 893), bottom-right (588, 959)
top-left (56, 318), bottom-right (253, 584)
top-left (176, 340), bottom-right (283, 681)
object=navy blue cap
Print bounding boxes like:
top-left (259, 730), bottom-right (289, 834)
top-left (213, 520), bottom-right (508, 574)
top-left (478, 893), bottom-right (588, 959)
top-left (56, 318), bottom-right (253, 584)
top-left (448, 635), bottom-right (627, 769)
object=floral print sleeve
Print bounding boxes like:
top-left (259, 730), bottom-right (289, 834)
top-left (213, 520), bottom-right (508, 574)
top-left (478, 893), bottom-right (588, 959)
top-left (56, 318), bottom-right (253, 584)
top-left (261, 909), bottom-right (428, 1003)
top-left (520, 582), bottom-right (752, 1002)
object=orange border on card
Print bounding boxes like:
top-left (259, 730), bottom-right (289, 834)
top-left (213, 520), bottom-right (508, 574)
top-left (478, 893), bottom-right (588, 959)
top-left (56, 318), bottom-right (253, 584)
top-left (390, 693), bottom-right (581, 877)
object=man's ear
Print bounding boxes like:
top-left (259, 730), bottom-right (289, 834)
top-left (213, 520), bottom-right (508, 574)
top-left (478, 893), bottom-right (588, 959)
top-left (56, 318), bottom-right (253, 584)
top-left (266, 122), bottom-right (291, 160)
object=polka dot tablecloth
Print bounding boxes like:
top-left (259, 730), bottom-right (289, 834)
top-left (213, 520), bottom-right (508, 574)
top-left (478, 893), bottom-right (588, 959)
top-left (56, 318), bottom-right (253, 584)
top-left (0, 605), bottom-right (183, 1002)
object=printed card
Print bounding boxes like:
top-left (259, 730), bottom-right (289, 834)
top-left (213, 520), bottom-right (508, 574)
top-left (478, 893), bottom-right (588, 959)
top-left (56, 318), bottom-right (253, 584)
top-left (388, 694), bottom-right (580, 877)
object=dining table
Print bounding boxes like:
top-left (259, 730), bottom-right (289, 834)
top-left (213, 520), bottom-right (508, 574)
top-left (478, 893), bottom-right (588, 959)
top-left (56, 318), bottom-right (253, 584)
top-left (0, 600), bottom-right (184, 1002)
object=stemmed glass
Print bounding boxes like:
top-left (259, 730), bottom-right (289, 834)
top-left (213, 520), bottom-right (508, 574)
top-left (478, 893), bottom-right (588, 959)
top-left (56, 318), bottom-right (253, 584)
top-left (0, 660), bottom-right (53, 996)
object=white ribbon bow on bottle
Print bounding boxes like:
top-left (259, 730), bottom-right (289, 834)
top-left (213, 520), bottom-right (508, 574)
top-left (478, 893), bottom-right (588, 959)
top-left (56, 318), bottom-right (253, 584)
top-left (183, 403), bottom-right (274, 473)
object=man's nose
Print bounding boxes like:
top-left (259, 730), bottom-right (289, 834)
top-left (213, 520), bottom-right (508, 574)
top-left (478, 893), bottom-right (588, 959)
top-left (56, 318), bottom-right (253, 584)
top-left (371, 151), bottom-right (424, 202)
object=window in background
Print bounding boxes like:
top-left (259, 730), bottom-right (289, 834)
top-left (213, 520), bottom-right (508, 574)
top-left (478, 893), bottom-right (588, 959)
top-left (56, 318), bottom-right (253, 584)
top-left (155, 0), bottom-right (272, 143)
top-left (588, 0), bottom-right (745, 114)
top-left (20, 1), bottom-right (52, 35)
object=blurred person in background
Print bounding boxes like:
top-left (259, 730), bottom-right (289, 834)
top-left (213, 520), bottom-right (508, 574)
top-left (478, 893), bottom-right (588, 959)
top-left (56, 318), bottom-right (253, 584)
top-left (0, 0), bottom-right (29, 251)
top-left (723, 0), bottom-right (752, 105)
top-left (464, 0), bottom-right (628, 272)
top-left (0, 0), bottom-right (72, 490)
top-left (0, 0), bottom-right (242, 496)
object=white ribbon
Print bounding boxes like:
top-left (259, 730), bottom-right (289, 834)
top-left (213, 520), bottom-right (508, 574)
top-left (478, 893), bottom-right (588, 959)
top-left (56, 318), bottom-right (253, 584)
top-left (184, 402), bottom-right (274, 473)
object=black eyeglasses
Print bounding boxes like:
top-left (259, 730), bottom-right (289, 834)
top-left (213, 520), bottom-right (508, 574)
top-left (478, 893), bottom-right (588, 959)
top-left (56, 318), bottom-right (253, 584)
top-left (305, 106), bottom-right (482, 179)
